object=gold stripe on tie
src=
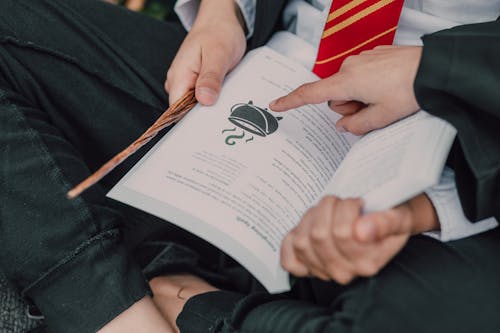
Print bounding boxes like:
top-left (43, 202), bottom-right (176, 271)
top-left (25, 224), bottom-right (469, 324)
top-left (316, 25), bottom-right (398, 65)
top-left (322, 0), bottom-right (398, 39)
top-left (327, 0), bottom-right (368, 23)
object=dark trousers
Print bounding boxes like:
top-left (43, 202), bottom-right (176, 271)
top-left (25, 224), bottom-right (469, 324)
top-left (1, 1), bottom-right (500, 333)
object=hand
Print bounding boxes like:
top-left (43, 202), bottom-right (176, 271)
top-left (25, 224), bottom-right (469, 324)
top-left (270, 46), bottom-right (423, 135)
top-left (149, 274), bottom-right (219, 332)
top-left (280, 194), bottom-right (438, 284)
top-left (165, 0), bottom-right (247, 105)
top-left (103, 0), bottom-right (146, 11)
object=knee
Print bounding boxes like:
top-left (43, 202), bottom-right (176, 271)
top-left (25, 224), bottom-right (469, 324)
top-left (0, 1), bottom-right (53, 40)
top-left (0, 0), bottom-right (23, 34)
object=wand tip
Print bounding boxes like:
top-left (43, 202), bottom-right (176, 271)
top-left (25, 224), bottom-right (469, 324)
top-left (67, 188), bottom-right (80, 200)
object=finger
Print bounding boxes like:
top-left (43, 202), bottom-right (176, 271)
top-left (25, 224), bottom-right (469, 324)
top-left (327, 198), bottom-right (371, 283)
top-left (195, 48), bottom-right (229, 105)
top-left (290, 216), bottom-right (331, 280)
top-left (165, 46), bottom-right (200, 105)
top-left (335, 104), bottom-right (396, 135)
top-left (125, 0), bottom-right (146, 11)
top-left (269, 74), bottom-right (349, 112)
top-left (166, 69), bottom-right (198, 106)
top-left (308, 197), bottom-right (356, 283)
top-left (329, 101), bottom-right (365, 115)
top-left (280, 232), bottom-right (310, 277)
top-left (354, 208), bottom-right (412, 243)
top-left (352, 232), bottom-right (409, 278)
top-left (330, 198), bottom-right (363, 241)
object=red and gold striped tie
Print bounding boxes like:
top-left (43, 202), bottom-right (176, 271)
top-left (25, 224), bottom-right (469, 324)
top-left (313, 0), bottom-right (404, 78)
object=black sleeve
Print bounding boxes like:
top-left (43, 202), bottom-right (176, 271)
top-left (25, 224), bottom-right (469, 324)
top-left (414, 19), bottom-right (500, 222)
top-left (177, 290), bottom-right (356, 332)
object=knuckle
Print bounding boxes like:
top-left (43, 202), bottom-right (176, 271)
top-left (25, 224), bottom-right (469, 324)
top-left (324, 262), bottom-right (339, 278)
top-left (358, 261), bottom-right (380, 276)
top-left (280, 255), bottom-right (291, 271)
top-left (295, 84), bottom-right (310, 101)
top-left (166, 67), bottom-right (174, 80)
top-left (344, 197), bottom-right (361, 208)
top-left (200, 70), bottom-right (222, 83)
top-left (293, 235), bottom-right (310, 252)
top-left (319, 196), bottom-right (337, 208)
top-left (166, 68), bottom-right (175, 82)
top-left (310, 226), bottom-right (328, 243)
top-left (282, 260), bottom-right (308, 276)
top-left (301, 209), bottom-right (314, 222)
top-left (313, 270), bottom-right (331, 281)
top-left (342, 55), bottom-right (356, 66)
top-left (386, 209), bottom-right (400, 222)
top-left (331, 224), bottom-right (350, 241)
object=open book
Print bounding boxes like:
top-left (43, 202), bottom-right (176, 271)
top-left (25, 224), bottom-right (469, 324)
top-left (108, 47), bottom-right (456, 293)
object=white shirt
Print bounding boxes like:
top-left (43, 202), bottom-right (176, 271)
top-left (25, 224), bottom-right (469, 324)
top-left (174, 0), bottom-right (499, 241)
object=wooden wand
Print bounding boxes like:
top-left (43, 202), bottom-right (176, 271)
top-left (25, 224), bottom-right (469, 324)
top-left (67, 90), bottom-right (197, 199)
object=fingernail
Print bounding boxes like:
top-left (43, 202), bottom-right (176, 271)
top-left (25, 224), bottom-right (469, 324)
top-left (197, 87), bottom-right (218, 104)
top-left (357, 219), bottom-right (376, 242)
top-left (269, 99), bottom-right (278, 108)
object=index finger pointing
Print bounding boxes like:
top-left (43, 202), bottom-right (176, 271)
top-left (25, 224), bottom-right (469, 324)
top-left (269, 74), bottom-right (348, 112)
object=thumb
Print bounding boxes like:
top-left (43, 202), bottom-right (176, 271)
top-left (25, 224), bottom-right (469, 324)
top-left (195, 50), bottom-right (228, 106)
top-left (354, 209), bottom-right (412, 243)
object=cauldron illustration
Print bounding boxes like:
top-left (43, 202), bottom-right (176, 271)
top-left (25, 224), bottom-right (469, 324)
top-left (228, 101), bottom-right (282, 137)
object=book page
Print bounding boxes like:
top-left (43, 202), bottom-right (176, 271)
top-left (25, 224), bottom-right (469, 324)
top-left (325, 111), bottom-right (457, 212)
top-left (108, 47), bottom-right (358, 292)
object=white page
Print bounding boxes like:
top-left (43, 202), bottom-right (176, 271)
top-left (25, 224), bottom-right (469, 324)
top-left (109, 47), bottom-right (358, 292)
top-left (325, 111), bottom-right (457, 212)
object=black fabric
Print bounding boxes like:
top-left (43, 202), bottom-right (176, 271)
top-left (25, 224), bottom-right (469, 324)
top-left (414, 19), bottom-right (500, 222)
top-left (249, 0), bottom-right (287, 49)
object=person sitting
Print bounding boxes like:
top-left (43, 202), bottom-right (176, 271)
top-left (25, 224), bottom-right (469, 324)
top-left (0, 1), bottom-right (499, 332)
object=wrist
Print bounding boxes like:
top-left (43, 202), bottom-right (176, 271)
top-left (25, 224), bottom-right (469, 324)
top-left (408, 194), bottom-right (440, 235)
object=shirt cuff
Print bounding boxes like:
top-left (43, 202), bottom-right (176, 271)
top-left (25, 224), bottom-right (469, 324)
top-left (174, 0), bottom-right (256, 38)
top-left (424, 167), bottom-right (499, 242)
top-left (174, 0), bottom-right (200, 31)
